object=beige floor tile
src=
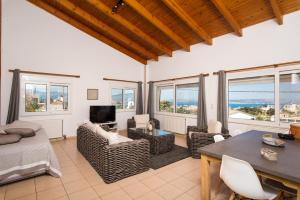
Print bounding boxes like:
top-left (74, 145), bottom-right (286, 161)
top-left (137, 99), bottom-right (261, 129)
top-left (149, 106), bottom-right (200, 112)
top-left (140, 176), bottom-right (166, 190)
top-left (93, 182), bottom-right (120, 196)
top-left (36, 185), bottom-right (66, 200)
top-left (122, 182), bottom-right (150, 199)
top-left (35, 175), bottom-right (62, 192)
top-left (54, 196), bottom-right (69, 200)
top-left (183, 170), bottom-right (201, 185)
top-left (134, 170), bottom-right (154, 181)
top-left (175, 193), bottom-right (195, 200)
top-left (6, 179), bottom-right (35, 191)
top-left (101, 189), bottom-right (132, 200)
top-left (63, 179), bottom-right (90, 194)
top-left (157, 170), bottom-right (180, 182)
top-left (84, 174), bottom-right (105, 186)
top-left (68, 188), bottom-right (98, 200)
top-left (14, 193), bottom-right (36, 200)
top-left (136, 191), bottom-right (164, 200)
top-left (169, 177), bottom-right (196, 192)
top-left (61, 171), bottom-right (83, 184)
top-left (117, 176), bottom-right (139, 188)
top-left (186, 185), bottom-right (201, 200)
top-left (155, 184), bottom-right (185, 200)
top-left (5, 180), bottom-right (35, 200)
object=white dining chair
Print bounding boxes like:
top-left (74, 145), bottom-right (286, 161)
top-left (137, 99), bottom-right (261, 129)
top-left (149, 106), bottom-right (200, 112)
top-left (213, 134), bottom-right (225, 142)
top-left (220, 155), bottom-right (281, 200)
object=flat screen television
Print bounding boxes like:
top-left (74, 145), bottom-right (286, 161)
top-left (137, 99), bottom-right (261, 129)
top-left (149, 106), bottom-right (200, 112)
top-left (90, 106), bottom-right (116, 123)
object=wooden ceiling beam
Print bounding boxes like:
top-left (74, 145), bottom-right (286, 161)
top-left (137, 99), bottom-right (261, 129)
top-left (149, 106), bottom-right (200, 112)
top-left (27, 0), bottom-right (147, 64)
top-left (162, 0), bottom-right (212, 45)
top-left (124, 0), bottom-right (190, 51)
top-left (87, 0), bottom-right (172, 57)
top-left (56, 0), bottom-right (158, 61)
top-left (210, 0), bottom-right (242, 36)
top-left (270, 0), bottom-right (283, 25)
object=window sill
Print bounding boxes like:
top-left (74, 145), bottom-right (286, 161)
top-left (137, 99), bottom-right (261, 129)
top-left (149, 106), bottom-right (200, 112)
top-left (155, 112), bottom-right (197, 119)
top-left (116, 109), bottom-right (136, 113)
top-left (20, 111), bottom-right (72, 117)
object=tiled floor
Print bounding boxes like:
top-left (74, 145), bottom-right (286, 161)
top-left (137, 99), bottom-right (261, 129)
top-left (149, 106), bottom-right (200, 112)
top-left (0, 133), bottom-right (230, 200)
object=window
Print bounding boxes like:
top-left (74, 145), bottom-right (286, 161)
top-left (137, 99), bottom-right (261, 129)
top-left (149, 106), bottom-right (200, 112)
top-left (175, 83), bottom-right (198, 114)
top-left (111, 88), bottom-right (135, 110)
top-left (280, 72), bottom-right (300, 123)
top-left (25, 83), bottom-right (47, 112)
top-left (158, 86), bottom-right (174, 113)
top-left (50, 85), bottom-right (69, 111)
top-left (228, 76), bottom-right (275, 122)
top-left (21, 75), bottom-right (71, 115)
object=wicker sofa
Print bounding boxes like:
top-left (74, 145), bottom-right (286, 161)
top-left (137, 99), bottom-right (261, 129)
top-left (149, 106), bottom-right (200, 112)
top-left (127, 117), bottom-right (160, 132)
top-left (77, 125), bottom-right (150, 183)
top-left (187, 126), bottom-right (231, 159)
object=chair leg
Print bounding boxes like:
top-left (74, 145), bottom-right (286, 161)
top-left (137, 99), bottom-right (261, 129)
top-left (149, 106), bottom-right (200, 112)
top-left (274, 191), bottom-right (283, 200)
top-left (229, 192), bottom-right (235, 200)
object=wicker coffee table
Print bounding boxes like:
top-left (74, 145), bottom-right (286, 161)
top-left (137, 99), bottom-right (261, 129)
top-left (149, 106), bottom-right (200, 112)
top-left (128, 128), bottom-right (175, 155)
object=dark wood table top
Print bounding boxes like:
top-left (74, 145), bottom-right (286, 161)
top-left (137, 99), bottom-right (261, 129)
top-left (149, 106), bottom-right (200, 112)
top-left (199, 130), bottom-right (300, 183)
top-left (129, 128), bottom-right (174, 137)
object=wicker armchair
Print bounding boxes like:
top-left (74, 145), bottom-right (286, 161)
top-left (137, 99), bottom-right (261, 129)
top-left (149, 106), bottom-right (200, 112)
top-left (187, 126), bottom-right (230, 159)
top-left (127, 117), bottom-right (160, 132)
top-left (77, 125), bottom-right (150, 183)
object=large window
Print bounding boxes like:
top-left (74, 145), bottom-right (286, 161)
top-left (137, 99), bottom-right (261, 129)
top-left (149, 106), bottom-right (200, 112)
top-left (22, 76), bottom-right (71, 115)
top-left (158, 86), bottom-right (174, 113)
top-left (280, 72), bottom-right (300, 123)
top-left (228, 76), bottom-right (275, 122)
top-left (111, 88), bottom-right (135, 110)
top-left (176, 83), bottom-right (198, 114)
top-left (157, 83), bottom-right (199, 115)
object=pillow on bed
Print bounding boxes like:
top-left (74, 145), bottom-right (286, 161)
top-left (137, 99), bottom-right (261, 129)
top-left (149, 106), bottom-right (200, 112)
top-left (5, 128), bottom-right (36, 138)
top-left (0, 134), bottom-right (22, 145)
top-left (7, 120), bottom-right (41, 132)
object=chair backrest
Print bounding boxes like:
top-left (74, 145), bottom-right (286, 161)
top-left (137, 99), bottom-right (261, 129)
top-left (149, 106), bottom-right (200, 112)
top-left (208, 121), bottom-right (222, 133)
top-left (220, 155), bottom-right (267, 199)
top-left (213, 135), bottom-right (224, 142)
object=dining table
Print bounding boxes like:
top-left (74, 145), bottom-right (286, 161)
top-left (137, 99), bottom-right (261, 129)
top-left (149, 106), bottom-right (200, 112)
top-left (199, 130), bottom-right (300, 200)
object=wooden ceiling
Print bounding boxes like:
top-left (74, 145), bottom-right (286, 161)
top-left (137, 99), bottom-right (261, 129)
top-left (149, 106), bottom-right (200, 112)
top-left (28, 0), bottom-right (300, 65)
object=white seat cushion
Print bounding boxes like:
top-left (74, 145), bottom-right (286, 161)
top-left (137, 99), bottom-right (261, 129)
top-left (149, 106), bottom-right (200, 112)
top-left (96, 126), bottom-right (133, 145)
top-left (134, 114), bottom-right (150, 128)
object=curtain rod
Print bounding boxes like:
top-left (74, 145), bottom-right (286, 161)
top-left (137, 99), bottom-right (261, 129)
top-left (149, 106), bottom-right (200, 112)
top-left (103, 78), bottom-right (140, 83)
top-left (148, 73), bottom-right (209, 84)
top-left (212, 60), bottom-right (300, 75)
top-left (8, 69), bottom-right (80, 78)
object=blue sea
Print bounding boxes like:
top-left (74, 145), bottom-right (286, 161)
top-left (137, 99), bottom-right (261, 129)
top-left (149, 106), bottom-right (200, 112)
top-left (229, 103), bottom-right (273, 108)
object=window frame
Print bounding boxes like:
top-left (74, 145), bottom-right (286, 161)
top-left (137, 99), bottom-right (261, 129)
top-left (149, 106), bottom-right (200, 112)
top-left (20, 75), bottom-right (72, 116)
top-left (155, 79), bottom-right (199, 118)
top-left (110, 85), bottom-right (137, 112)
top-left (226, 65), bottom-right (300, 128)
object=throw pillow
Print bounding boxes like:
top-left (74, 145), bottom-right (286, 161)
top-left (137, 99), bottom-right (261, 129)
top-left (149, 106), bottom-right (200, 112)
top-left (85, 121), bottom-right (97, 132)
top-left (0, 126), bottom-right (8, 135)
top-left (0, 134), bottom-right (22, 145)
top-left (5, 128), bottom-right (35, 138)
top-left (109, 134), bottom-right (133, 145)
top-left (7, 120), bottom-right (41, 132)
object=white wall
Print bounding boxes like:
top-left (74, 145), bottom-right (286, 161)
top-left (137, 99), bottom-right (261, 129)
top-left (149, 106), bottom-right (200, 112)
top-left (149, 11), bottom-right (300, 133)
top-left (1, 0), bottom-right (144, 136)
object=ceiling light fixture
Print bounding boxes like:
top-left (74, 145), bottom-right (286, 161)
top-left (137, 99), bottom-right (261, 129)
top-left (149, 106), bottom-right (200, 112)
top-left (112, 0), bottom-right (125, 14)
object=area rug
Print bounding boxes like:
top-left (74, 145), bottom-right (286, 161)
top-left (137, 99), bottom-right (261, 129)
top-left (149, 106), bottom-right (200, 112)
top-left (150, 145), bottom-right (190, 169)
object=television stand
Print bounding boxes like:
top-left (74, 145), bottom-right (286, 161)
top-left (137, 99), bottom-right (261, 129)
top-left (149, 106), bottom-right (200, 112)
top-left (98, 121), bottom-right (118, 132)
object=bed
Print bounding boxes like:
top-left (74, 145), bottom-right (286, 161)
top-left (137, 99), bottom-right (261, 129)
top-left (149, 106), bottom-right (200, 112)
top-left (0, 127), bottom-right (61, 185)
